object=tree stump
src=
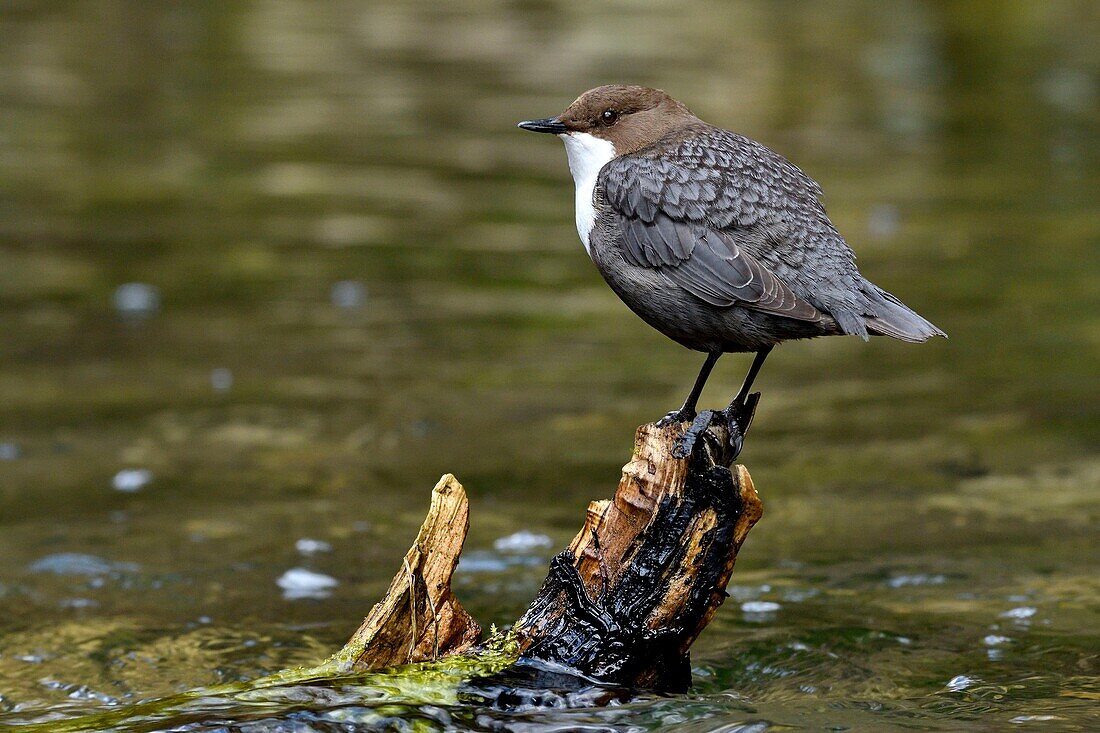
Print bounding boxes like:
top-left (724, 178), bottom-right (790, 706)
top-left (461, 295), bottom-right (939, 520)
top-left (335, 417), bottom-right (762, 692)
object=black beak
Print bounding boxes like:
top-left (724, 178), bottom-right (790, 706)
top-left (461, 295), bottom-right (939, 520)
top-left (517, 117), bottom-right (568, 134)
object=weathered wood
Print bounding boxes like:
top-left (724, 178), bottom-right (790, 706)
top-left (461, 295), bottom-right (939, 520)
top-left (334, 474), bottom-right (481, 672)
top-left (337, 417), bottom-right (762, 691)
top-left (510, 419), bottom-right (762, 690)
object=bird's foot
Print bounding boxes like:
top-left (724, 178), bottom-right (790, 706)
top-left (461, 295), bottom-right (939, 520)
top-left (672, 410), bottom-right (716, 459)
top-left (721, 392), bottom-right (761, 461)
top-left (656, 406), bottom-right (696, 428)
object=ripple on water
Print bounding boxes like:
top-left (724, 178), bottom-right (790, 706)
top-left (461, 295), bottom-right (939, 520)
top-left (887, 573), bottom-right (947, 588)
top-left (998, 607), bottom-right (1037, 621)
top-left (40, 679), bottom-right (118, 706)
top-left (945, 674), bottom-right (979, 692)
top-left (27, 553), bottom-right (140, 577)
top-left (456, 550), bottom-right (546, 573)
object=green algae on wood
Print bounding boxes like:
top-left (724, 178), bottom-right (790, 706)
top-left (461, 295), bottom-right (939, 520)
top-left (22, 635), bottom-right (522, 733)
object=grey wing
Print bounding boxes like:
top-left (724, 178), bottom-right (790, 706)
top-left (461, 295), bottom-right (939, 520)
top-left (602, 134), bottom-right (826, 323)
top-left (618, 213), bottom-right (824, 322)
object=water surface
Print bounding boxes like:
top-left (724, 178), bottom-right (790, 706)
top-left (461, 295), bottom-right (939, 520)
top-left (0, 1), bottom-right (1097, 730)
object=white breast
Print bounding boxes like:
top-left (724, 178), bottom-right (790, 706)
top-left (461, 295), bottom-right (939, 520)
top-left (560, 132), bottom-right (617, 256)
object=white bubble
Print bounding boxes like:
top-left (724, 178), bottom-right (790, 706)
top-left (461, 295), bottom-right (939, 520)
top-left (740, 600), bottom-right (781, 620)
top-left (493, 530), bottom-right (553, 553)
top-left (277, 568), bottom-right (338, 600)
top-left (112, 468), bottom-right (153, 493)
top-left (330, 280), bottom-right (367, 310)
top-left (999, 606), bottom-right (1037, 620)
top-left (112, 283), bottom-right (161, 318)
top-left (295, 538), bottom-right (333, 555)
top-left (888, 573), bottom-right (946, 588)
top-left (210, 368), bottom-right (234, 392)
top-left (1010, 715), bottom-right (1060, 724)
top-left (63, 685), bottom-right (118, 705)
top-left (945, 674), bottom-right (978, 692)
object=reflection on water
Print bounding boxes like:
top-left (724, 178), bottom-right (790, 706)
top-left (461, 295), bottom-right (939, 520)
top-left (0, 1), bottom-right (1096, 730)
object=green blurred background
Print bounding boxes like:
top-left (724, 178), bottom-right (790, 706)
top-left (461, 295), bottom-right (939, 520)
top-left (0, 1), bottom-right (1096, 730)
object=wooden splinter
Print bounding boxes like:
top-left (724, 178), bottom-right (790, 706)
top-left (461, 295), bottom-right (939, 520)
top-left (335, 474), bottom-right (480, 672)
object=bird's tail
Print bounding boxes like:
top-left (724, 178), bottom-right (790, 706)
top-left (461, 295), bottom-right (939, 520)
top-left (860, 280), bottom-right (946, 343)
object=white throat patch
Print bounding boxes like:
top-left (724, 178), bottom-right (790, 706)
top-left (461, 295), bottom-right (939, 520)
top-left (560, 132), bottom-right (616, 255)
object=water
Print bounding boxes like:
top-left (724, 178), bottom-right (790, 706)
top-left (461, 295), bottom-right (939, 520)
top-left (0, 1), bottom-right (1097, 730)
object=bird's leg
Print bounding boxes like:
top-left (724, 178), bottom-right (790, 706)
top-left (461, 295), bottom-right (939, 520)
top-left (722, 346), bottom-right (773, 458)
top-left (656, 351), bottom-right (721, 427)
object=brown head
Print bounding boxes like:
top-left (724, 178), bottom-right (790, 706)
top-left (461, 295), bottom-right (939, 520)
top-left (518, 85), bottom-right (697, 155)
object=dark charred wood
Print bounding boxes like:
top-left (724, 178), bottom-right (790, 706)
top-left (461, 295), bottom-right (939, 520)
top-left (508, 417), bottom-right (762, 691)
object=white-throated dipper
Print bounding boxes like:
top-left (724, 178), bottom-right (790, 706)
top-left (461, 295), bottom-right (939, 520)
top-left (519, 85), bottom-right (945, 455)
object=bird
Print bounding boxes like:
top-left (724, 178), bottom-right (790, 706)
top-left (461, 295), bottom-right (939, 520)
top-left (518, 85), bottom-right (944, 456)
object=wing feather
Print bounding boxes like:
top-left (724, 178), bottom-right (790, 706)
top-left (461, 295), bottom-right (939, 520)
top-left (605, 132), bottom-right (827, 323)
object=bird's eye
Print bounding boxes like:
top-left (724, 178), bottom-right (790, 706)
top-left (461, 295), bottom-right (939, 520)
top-left (601, 109), bottom-right (618, 124)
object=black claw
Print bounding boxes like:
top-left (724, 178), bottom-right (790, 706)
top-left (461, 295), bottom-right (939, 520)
top-left (663, 390), bottom-right (763, 461)
top-left (656, 407), bottom-right (695, 428)
top-left (728, 422), bottom-right (745, 459)
top-left (723, 392), bottom-right (761, 460)
top-left (672, 410), bottom-right (715, 458)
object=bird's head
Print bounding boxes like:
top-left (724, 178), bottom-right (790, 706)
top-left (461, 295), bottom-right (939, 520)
top-left (518, 85), bottom-right (696, 160)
